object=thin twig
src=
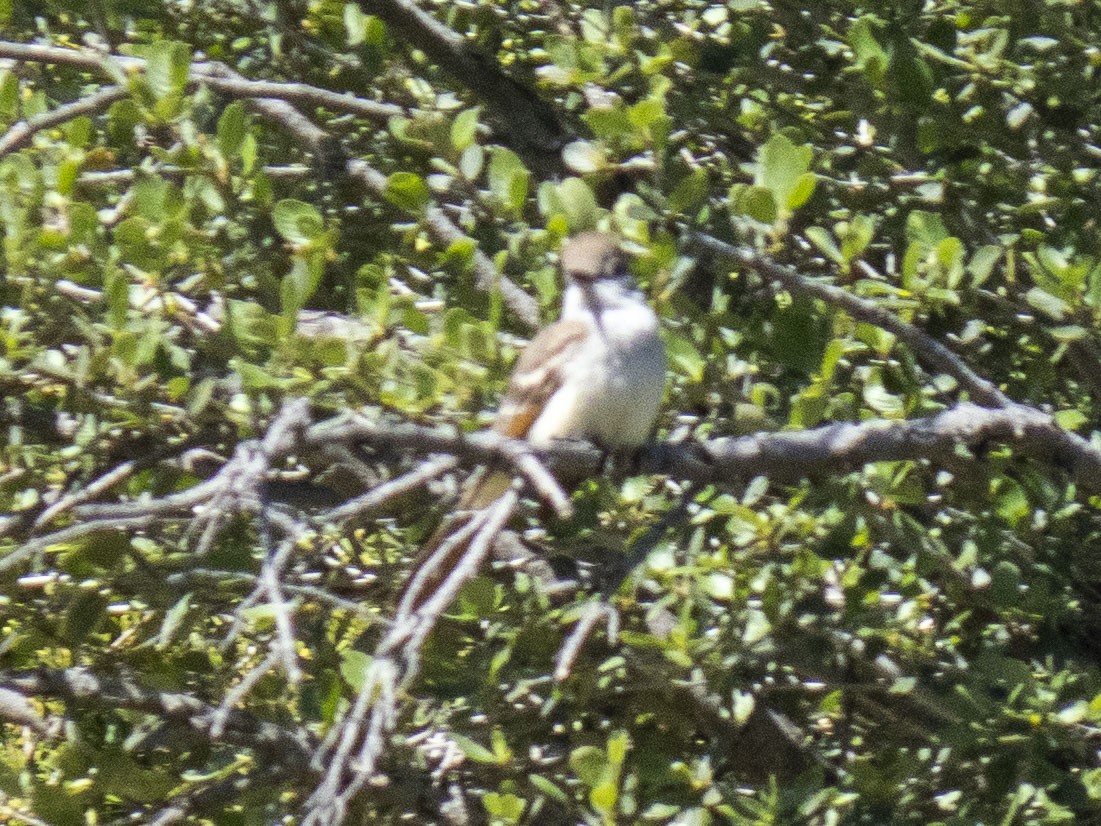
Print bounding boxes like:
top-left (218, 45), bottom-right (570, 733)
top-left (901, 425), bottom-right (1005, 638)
top-left (318, 455), bottom-right (458, 524)
top-left (304, 488), bottom-right (518, 826)
top-left (0, 85), bottom-right (126, 159)
top-left (257, 537), bottom-right (303, 683)
top-left (1, 667), bottom-right (313, 760)
top-left (0, 515), bottom-right (155, 573)
top-left (554, 599), bottom-right (618, 682)
top-left (31, 460), bottom-right (136, 531)
top-left (77, 164), bottom-right (312, 186)
top-left (209, 651), bottom-right (280, 738)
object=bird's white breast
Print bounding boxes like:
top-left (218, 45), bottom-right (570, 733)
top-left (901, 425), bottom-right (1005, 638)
top-left (527, 298), bottom-right (666, 447)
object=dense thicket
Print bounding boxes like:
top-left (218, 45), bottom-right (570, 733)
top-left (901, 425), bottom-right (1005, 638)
top-left (2, 1), bottom-right (1101, 824)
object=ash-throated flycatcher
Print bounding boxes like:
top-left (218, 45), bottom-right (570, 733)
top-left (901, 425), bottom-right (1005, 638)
top-left (401, 232), bottom-right (666, 611)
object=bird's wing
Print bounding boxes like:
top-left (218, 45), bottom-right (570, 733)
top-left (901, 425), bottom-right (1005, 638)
top-left (491, 319), bottom-right (590, 441)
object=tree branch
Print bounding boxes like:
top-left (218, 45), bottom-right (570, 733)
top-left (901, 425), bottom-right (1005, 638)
top-left (0, 39), bottom-right (542, 328)
top-left (1, 667), bottom-right (314, 762)
top-left (0, 84), bottom-right (127, 159)
top-left (689, 231), bottom-right (1012, 409)
top-left (0, 41), bottom-right (408, 124)
top-left (360, 0), bottom-right (568, 169)
top-left (7, 400), bottom-right (1096, 575)
top-left (290, 402), bottom-right (1101, 492)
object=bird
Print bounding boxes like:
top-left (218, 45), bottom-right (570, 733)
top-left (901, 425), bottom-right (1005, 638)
top-left (398, 231), bottom-right (667, 614)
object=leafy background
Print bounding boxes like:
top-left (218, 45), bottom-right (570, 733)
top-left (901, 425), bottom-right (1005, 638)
top-left (2, 0), bottom-right (1101, 824)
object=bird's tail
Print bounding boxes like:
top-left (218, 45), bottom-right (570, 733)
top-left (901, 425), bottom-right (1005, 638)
top-left (396, 468), bottom-right (511, 616)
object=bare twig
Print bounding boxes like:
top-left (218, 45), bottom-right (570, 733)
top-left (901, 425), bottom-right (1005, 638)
top-left (257, 537), bottom-right (303, 683)
top-left (164, 568), bottom-right (375, 619)
top-left (141, 761), bottom-right (298, 826)
top-left (31, 460), bottom-right (136, 532)
top-left (318, 455), bottom-right (458, 525)
top-left (0, 687), bottom-right (59, 737)
top-left (209, 651), bottom-right (280, 738)
top-left (0, 515), bottom-right (155, 573)
top-left (77, 164), bottom-right (312, 187)
top-left (554, 598), bottom-right (619, 682)
top-left (303, 488), bottom-right (519, 826)
top-left (0, 42), bottom-right (409, 124)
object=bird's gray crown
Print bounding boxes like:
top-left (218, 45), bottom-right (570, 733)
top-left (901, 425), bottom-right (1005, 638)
top-left (560, 232), bottom-right (628, 283)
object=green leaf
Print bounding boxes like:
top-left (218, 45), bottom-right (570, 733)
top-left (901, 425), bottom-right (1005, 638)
top-left (0, 71), bottom-right (17, 121)
top-left (281, 253), bottom-right (325, 317)
top-left (863, 379), bottom-right (904, 418)
top-left (738, 185), bottom-right (777, 224)
top-left (731, 689), bottom-right (756, 724)
top-left (217, 101), bottom-right (247, 159)
top-left (1024, 286), bottom-right (1069, 320)
top-left (968, 245), bottom-right (1001, 286)
top-left (272, 199), bottom-right (324, 245)
top-left (905, 210), bottom-right (949, 248)
top-left (758, 133), bottom-right (814, 212)
top-left (551, 177), bottom-right (598, 229)
top-left (1054, 409), bottom-right (1088, 430)
top-left (993, 478), bottom-right (1029, 526)
top-left (344, 3), bottom-right (369, 46)
top-left (483, 791), bottom-right (526, 823)
top-left (590, 778), bottom-right (618, 814)
top-left (450, 733), bottom-right (500, 764)
top-left (990, 559), bottom-right (1023, 606)
top-left (806, 225), bottom-right (843, 263)
top-left (528, 774), bottom-right (568, 802)
top-left (606, 729), bottom-right (629, 765)
top-left (849, 15), bottom-right (888, 84)
top-left (144, 41), bottom-right (192, 116)
top-left (451, 107), bottom-right (481, 152)
top-left (383, 171), bottom-right (430, 212)
top-left (488, 147), bottom-right (529, 213)
top-left (668, 167), bottom-right (709, 214)
top-left (339, 650), bottom-right (371, 693)
top-left (65, 116), bottom-right (92, 148)
top-left (786, 172), bottom-right (817, 210)
top-left (561, 139), bottom-right (606, 174)
top-left (569, 745), bottom-right (607, 786)
top-left (665, 332), bottom-right (705, 382)
top-left (459, 144), bottom-right (484, 180)
top-left (742, 608), bottom-right (771, 644)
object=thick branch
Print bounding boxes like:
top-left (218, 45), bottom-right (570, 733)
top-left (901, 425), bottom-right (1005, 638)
top-left (2, 401), bottom-right (1093, 575)
top-left (360, 0), bottom-right (568, 168)
top-left (294, 402), bottom-right (1101, 491)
